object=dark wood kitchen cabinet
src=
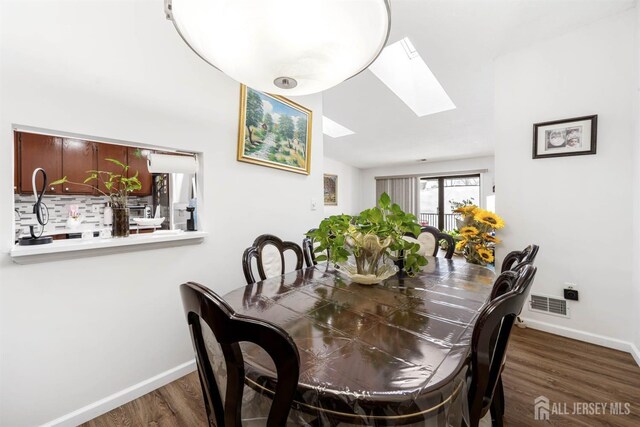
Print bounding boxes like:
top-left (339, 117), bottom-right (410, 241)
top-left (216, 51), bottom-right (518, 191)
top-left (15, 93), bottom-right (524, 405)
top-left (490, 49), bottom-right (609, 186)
top-left (96, 143), bottom-right (128, 195)
top-left (15, 131), bottom-right (155, 197)
top-left (14, 133), bottom-right (19, 194)
top-left (62, 138), bottom-right (97, 194)
top-left (18, 132), bottom-right (63, 194)
top-left (127, 147), bottom-right (152, 196)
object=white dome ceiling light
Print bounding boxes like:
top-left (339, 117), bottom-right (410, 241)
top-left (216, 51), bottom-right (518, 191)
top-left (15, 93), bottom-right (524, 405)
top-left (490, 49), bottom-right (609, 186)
top-left (165, 0), bottom-right (391, 96)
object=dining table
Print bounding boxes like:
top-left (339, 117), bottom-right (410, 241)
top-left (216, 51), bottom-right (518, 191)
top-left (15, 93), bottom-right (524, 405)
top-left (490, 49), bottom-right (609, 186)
top-left (218, 256), bottom-right (496, 426)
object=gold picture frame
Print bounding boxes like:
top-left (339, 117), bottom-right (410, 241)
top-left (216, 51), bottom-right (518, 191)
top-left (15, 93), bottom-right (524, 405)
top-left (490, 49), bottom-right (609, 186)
top-left (237, 85), bottom-right (312, 174)
top-left (324, 174), bottom-right (338, 206)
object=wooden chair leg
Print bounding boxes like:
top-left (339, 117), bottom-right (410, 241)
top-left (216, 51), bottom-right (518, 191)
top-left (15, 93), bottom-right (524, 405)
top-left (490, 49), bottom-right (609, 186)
top-left (490, 376), bottom-right (505, 427)
top-left (497, 375), bottom-right (505, 416)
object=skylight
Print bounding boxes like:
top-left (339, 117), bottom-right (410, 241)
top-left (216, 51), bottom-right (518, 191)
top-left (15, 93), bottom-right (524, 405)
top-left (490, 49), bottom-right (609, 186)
top-left (369, 37), bottom-right (456, 117)
top-left (323, 116), bottom-right (355, 138)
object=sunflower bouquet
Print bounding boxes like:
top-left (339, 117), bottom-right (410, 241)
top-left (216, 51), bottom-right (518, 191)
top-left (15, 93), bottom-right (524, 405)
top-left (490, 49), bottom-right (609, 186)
top-left (453, 204), bottom-right (505, 265)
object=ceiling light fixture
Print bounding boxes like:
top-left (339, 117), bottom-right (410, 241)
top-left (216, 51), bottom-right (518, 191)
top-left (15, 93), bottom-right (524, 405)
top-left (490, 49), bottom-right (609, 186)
top-left (165, 0), bottom-right (391, 96)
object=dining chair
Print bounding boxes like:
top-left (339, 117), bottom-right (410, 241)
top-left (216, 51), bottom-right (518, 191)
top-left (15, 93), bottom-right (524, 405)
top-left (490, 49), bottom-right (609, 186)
top-left (404, 226), bottom-right (455, 259)
top-left (302, 228), bottom-right (323, 267)
top-left (302, 236), bottom-right (315, 268)
top-left (180, 282), bottom-right (301, 427)
top-left (468, 265), bottom-right (537, 427)
top-left (242, 234), bottom-right (304, 284)
top-left (489, 269), bottom-right (519, 300)
top-left (500, 244), bottom-right (539, 272)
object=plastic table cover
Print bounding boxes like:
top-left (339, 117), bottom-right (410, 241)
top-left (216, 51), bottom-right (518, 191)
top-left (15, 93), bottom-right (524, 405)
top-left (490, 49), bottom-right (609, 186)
top-left (213, 257), bottom-right (495, 426)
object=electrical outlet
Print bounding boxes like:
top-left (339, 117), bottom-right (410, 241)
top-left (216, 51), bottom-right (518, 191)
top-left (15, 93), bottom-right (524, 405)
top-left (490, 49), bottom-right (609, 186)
top-left (563, 283), bottom-right (579, 301)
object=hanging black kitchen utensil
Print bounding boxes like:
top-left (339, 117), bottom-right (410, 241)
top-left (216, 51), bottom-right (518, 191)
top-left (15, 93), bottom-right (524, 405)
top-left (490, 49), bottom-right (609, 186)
top-left (19, 168), bottom-right (53, 246)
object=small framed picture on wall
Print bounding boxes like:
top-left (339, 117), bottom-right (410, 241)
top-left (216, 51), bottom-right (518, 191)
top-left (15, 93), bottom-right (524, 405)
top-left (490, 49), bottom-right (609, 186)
top-left (324, 174), bottom-right (337, 206)
top-left (532, 115), bottom-right (597, 159)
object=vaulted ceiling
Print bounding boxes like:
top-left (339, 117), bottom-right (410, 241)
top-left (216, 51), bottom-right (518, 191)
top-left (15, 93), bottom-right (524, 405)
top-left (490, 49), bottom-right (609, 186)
top-left (322, 0), bottom-right (635, 169)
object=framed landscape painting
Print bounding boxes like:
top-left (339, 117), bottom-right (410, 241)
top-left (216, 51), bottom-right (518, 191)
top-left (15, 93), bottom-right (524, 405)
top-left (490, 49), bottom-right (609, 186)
top-left (237, 85), bottom-right (313, 174)
top-left (533, 115), bottom-right (597, 159)
top-left (324, 174), bottom-right (337, 205)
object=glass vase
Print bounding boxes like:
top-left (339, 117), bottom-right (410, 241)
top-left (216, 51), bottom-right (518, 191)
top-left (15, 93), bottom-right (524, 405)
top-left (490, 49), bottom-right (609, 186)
top-left (112, 207), bottom-right (130, 238)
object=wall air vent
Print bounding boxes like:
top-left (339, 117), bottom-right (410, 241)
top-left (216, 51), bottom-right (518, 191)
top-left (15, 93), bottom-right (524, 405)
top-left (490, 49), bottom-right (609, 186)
top-left (529, 294), bottom-right (569, 318)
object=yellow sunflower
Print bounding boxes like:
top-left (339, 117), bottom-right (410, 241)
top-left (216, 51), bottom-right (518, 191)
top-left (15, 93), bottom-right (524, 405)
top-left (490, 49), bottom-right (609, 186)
top-left (476, 247), bottom-right (495, 263)
top-left (484, 234), bottom-right (502, 244)
top-left (460, 225), bottom-right (479, 237)
top-left (455, 239), bottom-right (467, 252)
top-left (473, 209), bottom-right (505, 229)
top-left (460, 226), bottom-right (479, 237)
top-left (454, 205), bottom-right (478, 217)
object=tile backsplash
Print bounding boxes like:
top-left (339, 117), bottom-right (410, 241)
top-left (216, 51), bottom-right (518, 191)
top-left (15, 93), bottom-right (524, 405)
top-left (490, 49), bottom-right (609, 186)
top-left (14, 194), bottom-right (152, 236)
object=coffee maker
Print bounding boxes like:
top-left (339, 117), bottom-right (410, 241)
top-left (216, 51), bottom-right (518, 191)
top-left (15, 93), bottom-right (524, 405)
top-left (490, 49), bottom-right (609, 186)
top-left (186, 206), bottom-right (196, 231)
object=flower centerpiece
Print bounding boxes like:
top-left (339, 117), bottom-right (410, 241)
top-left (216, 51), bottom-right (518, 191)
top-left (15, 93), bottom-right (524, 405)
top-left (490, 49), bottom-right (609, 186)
top-left (453, 203), bottom-right (505, 265)
top-left (307, 193), bottom-right (428, 285)
top-left (51, 158), bottom-right (142, 238)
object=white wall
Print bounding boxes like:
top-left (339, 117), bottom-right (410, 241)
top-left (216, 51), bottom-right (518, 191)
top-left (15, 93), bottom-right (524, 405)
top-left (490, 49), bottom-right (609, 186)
top-left (323, 156), bottom-right (362, 216)
top-left (0, 1), bottom-right (325, 426)
top-left (495, 9), bottom-right (636, 349)
top-left (359, 156), bottom-right (494, 211)
top-left (633, 3), bottom-right (640, 363)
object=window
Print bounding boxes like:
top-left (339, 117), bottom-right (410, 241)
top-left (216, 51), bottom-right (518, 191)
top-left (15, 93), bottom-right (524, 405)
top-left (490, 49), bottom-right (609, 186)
top-left (419, 174), bottom-right (480, 231)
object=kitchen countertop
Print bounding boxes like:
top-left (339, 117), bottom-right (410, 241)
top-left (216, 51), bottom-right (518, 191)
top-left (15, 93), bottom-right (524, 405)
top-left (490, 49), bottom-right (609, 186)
top-left (17, 224), bottom-right (159, 238)
top-left (10, 230), bottom-right (207, 264)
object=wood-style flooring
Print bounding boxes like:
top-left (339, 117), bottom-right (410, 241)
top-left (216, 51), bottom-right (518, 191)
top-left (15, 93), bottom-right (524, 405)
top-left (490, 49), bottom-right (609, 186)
top-left (82, 328), bottom-right (640, 426)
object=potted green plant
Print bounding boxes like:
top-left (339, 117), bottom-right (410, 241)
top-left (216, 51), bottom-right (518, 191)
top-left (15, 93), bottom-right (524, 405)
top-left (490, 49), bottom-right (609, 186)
top-left (51, 158), bottom-right (142, 237)
top-left (307, 193), bottom-right (428, 285)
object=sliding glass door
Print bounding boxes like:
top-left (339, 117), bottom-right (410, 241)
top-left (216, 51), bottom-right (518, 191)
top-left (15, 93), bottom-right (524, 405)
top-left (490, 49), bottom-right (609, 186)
top-left (419, 175), bottom-right (480, 231)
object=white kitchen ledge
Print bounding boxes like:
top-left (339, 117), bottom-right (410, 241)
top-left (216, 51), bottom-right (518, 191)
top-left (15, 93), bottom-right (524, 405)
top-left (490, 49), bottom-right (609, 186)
top-left (9, 231), bottom-right (208, 264)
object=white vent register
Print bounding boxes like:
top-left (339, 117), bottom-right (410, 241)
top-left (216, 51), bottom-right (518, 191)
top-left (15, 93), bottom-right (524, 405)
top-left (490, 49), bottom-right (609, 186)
top-left (529, 294), bottom-right (569, 318)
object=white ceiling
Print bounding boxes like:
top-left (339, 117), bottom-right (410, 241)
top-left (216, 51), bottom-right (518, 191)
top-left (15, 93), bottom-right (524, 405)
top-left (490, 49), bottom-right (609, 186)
top-left (322, 0), bottom-right (635, 169)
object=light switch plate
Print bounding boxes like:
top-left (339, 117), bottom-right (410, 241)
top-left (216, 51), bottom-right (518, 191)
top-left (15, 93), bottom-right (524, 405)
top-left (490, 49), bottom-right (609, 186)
top-left (311, 198), bottom-right (318, 211)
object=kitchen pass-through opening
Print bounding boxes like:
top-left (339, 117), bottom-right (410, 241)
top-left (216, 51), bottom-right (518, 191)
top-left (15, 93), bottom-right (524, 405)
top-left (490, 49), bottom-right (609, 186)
top-left (12, 126), bottom-right (202, 247)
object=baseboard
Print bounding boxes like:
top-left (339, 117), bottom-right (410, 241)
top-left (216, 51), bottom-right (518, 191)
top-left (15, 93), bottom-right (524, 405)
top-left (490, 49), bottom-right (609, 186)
top-left (630, 343), bottom-right (640, 367)
top-left (40, 359), bottom-right (197, 427)
top-left (521, 317), bottom-right (640, 366)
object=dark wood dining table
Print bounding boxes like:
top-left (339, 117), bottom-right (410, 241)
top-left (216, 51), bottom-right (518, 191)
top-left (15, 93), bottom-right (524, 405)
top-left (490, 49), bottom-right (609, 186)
top-left (221, 256), bottom-right (495, 426)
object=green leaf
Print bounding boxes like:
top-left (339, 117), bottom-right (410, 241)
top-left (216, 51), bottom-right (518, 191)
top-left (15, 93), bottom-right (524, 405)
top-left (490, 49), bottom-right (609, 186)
top-left (315, 255), bottom-right (328, 262)
top-left (379, 192), bottom-right (391, 208)
top-left (49, 177), bottom-right (68, 186)
top-left (369, 208), bottom-right (383, 223)
top-left (104, 158), bottom-right (127, 169)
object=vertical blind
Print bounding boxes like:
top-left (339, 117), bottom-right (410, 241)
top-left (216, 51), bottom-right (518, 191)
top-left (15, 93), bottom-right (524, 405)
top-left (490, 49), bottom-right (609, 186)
top-left (375, 177), bottom-right (419, 215)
